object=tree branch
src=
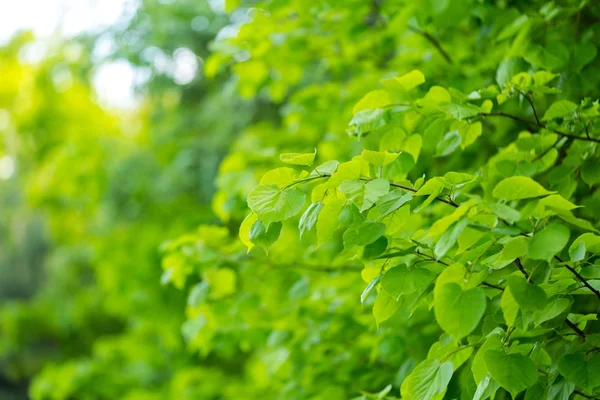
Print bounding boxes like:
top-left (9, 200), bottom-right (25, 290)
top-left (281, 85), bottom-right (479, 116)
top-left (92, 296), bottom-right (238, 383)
top-left (480, 281), bottom-right (504, 291)
top-left (316, 174), bottom-right (460, 208)
top-left (290, 174), bottom-right (599, 301)
top-left (408, 26), bottom-right (453, 65)
top-left (555, 255), bottom-right (600, 300)
top-left (514, 258), bottom-right (531, 282)
top-left (263, 260), bottom-right (363, 273)
top-left (480, 112), bottom-right (600, 143)
top-left (515, 257), bottom-right (587, 339)
top-left (517, 90), bottom-right (541, 125)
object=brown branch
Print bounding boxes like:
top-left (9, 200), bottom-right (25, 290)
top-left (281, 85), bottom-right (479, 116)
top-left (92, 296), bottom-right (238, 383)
top-left (539, 370), bottom-right (600, 399)
top-left (573, 390), bottom-right (600, 400)
top-left (264, 260), bottom-right (363, 273)
top-left (514, 258), bottom-right (531, 282)
top-left (532, 137), bottom-right (559, 162)
top-left (408, 26), bottom-right (453, 65)
top-left (565, 320), bottom-right (587, 339)
top-left (320, 174), bottom-right (460, 208)
top-left (517, 90), bottom-right (541, 125)
top-left (514, 257), bottom-right (586, 339)
top-left (480, 112), bottom-right (600, 143)
top-left (481, 281), bottom-right (504, 291)
top-left (294, 174), bottom-right (598, 301)
top-left (415, 251), bottom-right (503, 290)
top-left (555, 255), bottom-right (600, 300)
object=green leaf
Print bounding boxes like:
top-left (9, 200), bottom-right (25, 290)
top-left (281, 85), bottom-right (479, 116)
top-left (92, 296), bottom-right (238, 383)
top-left (349, 109), bottom-right (390, 136)
top-left (353, 90), bottom-right (394, 114)
top-left (423, 118), bottom-right (447, 148)
top-left (440, 103), bottom-right (481, 120)
top-left (435, 130), bottom-right (462, 157)
top-left (311, 160), bottom-right (340, 176)
top-left (338, 203), bottom-right (365, 228)
top-left (361, 149), bottom-right (399, 167)
top-left (239, 213), bottom-right (258, 252)
top-left (363, 236), bottom-right (388, 259)
top-left (472, 335), bottom-right (503, 383)
top-left (361, 275), bottom-right (381, 304)
top-left (581, 159), bottom-right (600, 186)
top-left (473, 375), bottom-right (500, 400)
top-left (558, 353), bottom-right (600, 392)
top-left (434, 263), bottom-right (467, 293)
top-left (249, 220), bottom-right (282, 249)
top-left (260, 167), bottom-right (299, 188)
top-left (460, 121), bottom-right (482, 149)
top-left (525, 43), bottom-right (570, 71)
top-left (572, 42), bottom-right (597, 72)
top-left (339, 178), bottom-right (389, 212)
top-left (400, 359), bottom-right (454, 400)
top-left (492, 176), bottom-right (554, 200)
top-left (247, 184), bottom-right (306, 225)
top-left (499, 236), bottom-right (529, 261)
top-left (279, 150), bottom-right (316, 166)
top-left (373, 290), bottom-right (400, 326)
top-left (488, 203), bottom-right (521, 223)
top-left (484, 350), bottom-right (538, 397)
top-left (381, 69), bottom-right (425, 91)
top-left (533, 297), bottom-right (571, 327)
top-left (547, 376), bottom-right (575, 400)
top-left (496, 57), bottom-right (528, 86)
top-left (508, 275), bottom-right (548, 311)
top-left (298, 202), bottom-right (323, 238)
top-left (434, 283), bottom-right (486, 340)
top-left (428, 200), bottom-right (474, 237)
top-left (524, 382), bottom-right (546, 400)
top-left (368, 191), bottom-right (413, 220)
top-left (420, 87), bottom-right (451, 115)
top-left (428, 336), bottom-right (474, 370)
top-left (542, 100), bottom-right (578, 121)
top-left (381, 264), bottom-right (435, 299)
top-left (527, 223), bottom-right (570, 261)
top-left (316, 198), bottom-right (344, 245)
top-left (434, 217), bottom-right (468, 259)
top-left (401, 134), bottom-right (422, 162)
top-left (203, 268), bottom-right (237, 299)
top-left (501, 284), bottom-right (519, 326)
top-left (343, 221), bottom-right (386, 248)
top-left (569, 233), bottom-right (600, 261)
top-left (533, 71), bottom-right (559, 86)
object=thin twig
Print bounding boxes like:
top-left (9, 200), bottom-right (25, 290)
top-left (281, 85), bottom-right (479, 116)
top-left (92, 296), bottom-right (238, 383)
top-left (320, 174), bottom-right (460, 208)
top-left (555, 255), bottom-right (600, 300)
top-left (480, 281), bottom-right (504, 291)
top-left (514, 258), bottom-right (531, 282)
top-left (573, 390), bottom-right (600, 400)
top-left (264, 260), bottom-right (363, 273)
top-left (518, 90), bottom-right (541, 125)
top-left (408, 26), bottom-right (453, 65)
top-left (287, 173), bottom-right (598, 301)
top-left (415, 251), bottom-right (502, 291)
top-left (515, 258), bottom-right (586, 339)
top-left (480, 112), bottom-right (600, 143)
top-left (532, 137), bottom-right (559, 162)
top-left (566, 320), bottom-right (587, 339)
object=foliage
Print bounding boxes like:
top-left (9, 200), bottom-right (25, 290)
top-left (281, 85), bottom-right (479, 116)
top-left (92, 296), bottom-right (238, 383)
top-left (1, 0), bottom-right (600, 399)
